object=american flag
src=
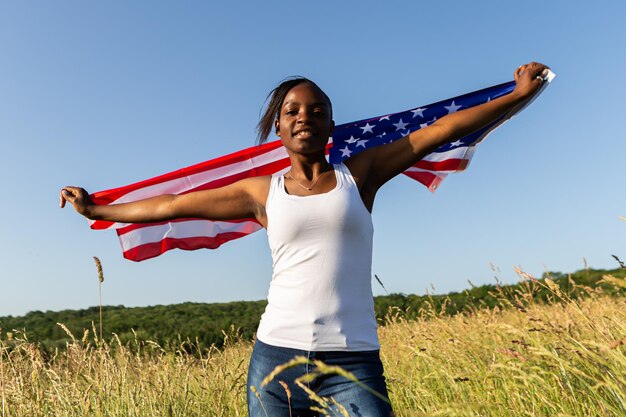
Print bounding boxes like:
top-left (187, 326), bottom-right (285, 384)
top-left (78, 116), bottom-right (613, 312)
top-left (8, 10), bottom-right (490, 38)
top-left (89, 72), bottom-right (554, 261)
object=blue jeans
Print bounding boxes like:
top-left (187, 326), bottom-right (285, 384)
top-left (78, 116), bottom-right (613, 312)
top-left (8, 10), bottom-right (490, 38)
top-left (247, 339), bottom-right (394, 417)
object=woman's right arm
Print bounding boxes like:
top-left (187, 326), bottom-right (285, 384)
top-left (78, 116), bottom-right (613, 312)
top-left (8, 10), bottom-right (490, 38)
top-left (60, 176), bottom-right (269, 224)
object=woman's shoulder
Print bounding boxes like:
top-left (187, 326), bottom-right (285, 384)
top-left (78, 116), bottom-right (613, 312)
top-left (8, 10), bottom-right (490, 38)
top-left (238, 175), bottom-right (272, 206)
top-left (238, 175), bottom-right (272, 191)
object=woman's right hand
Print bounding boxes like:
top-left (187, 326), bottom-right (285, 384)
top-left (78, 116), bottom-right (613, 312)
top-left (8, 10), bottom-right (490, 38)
top-left (60, 186), bottom-right (94, 218)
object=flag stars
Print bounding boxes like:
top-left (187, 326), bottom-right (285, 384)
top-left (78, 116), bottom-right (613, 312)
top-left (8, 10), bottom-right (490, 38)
top-left (379, 115), bottom-right (390, 121)
top-left (420, 117), bottom-right (437, 129)
top-left (411, 107), bottom-right (426, 118)
top-left (346, 135), bottom-right (359, 144)
top-left (339, 146), bottom-right (352, 157)
top-left (356, 139), bottom-right (369, 148)
top-left (359, 123), bottom-right (375, 134)
top-left (393, 118), bottom-right (409, 131)
top-left (444, 101), bottom-right (462, 114)
top-left (449, 140), bottom-right (463, 148)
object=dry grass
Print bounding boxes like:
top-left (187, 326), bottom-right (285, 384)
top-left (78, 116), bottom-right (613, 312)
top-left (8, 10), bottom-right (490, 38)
top-left (380, 278), bottom-right (626, 416)
top-left (0, 328), bottom-right (250, 417)
top-left (1, 277), bottom-right (624, 416)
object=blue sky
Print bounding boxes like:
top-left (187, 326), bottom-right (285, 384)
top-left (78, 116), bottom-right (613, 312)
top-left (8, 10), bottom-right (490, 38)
top-left (1, 1), bottom-right (625, 316)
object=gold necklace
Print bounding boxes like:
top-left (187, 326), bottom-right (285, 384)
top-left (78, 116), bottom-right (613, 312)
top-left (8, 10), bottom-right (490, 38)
top-left (286, 164), bottom-right (332, 191)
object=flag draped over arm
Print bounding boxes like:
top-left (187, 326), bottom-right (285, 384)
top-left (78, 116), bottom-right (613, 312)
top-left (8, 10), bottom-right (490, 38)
top-left (89, 72), bottom-right (554, 261)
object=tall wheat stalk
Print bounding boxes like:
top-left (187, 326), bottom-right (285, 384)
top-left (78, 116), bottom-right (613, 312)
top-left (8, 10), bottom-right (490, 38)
top-left (0, 327), bottom-right (5, 417)
top-left (93, 257), bottom-right (104, 342)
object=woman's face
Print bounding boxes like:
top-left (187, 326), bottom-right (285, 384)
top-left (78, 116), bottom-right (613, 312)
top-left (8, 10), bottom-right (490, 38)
top-left (275, 82), bottom-right (334, 156)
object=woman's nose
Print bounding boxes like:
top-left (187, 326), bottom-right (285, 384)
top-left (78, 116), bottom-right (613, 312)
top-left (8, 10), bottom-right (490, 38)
top-left (297, 110), bottom-right (312, 124)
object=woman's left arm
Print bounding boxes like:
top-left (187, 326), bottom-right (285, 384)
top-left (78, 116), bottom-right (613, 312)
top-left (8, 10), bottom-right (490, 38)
top-left (348, 62), bottom-right (549, 191)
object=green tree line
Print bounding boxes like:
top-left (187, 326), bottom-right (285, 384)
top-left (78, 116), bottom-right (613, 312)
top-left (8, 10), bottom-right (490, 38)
top-left (1, 267), bottom-right (623, 352)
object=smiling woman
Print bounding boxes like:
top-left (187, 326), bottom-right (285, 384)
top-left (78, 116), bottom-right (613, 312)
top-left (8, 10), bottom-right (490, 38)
top-left (277, 85), bottom-right (332, 152)
top-left (61, 62), bottom-right (549, 416)
top-left (257, 77), bottom-right (333, 145)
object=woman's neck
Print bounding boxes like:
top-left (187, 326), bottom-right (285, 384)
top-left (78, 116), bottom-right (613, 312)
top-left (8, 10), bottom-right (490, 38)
top-left (287, 154), bottom-right (331, 181)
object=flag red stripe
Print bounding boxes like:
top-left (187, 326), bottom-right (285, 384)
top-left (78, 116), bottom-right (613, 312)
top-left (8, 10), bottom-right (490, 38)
top-left (414, 158), bottom-right (466, 171)
top-left (121, 234), bottom-right (253, 262)
top-left (187, 158), bottom-right (291, 193)
top-left (402, 170), bottom-right (440, 189)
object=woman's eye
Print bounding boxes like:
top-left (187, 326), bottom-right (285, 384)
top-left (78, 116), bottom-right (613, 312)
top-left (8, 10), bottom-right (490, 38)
top-left (286, 110), bottom-right (298, 116)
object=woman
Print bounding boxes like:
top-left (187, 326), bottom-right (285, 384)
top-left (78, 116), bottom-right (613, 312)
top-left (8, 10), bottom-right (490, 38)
top-left (61, 62), bottom-right (549, 416)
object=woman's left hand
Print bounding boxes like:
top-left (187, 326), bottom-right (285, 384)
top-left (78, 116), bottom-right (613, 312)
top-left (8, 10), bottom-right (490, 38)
top-left (513, 62), bottom-right (550, 100)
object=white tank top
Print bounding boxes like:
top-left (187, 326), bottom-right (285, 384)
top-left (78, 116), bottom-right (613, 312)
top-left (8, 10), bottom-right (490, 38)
top-left (256, 162), bottom-right (379, 351)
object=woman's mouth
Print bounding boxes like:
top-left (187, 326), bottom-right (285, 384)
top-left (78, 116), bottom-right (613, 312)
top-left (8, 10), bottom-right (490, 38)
top-left (293, 129), bottom-right (315, 139)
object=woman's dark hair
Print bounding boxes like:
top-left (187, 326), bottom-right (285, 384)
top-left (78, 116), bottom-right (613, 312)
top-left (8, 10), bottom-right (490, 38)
top-left (256, 77), bottom-right (332, 144)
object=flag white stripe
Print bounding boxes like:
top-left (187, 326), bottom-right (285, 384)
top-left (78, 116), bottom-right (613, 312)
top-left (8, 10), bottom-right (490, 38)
top-left (421, 146), bottom-right (472, 162)
top-left (405, 166), bottom-right (456, 175)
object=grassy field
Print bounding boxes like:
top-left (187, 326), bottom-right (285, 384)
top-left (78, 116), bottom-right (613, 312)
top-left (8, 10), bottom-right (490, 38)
top-left (1, 274), bottom-right (625, 416)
